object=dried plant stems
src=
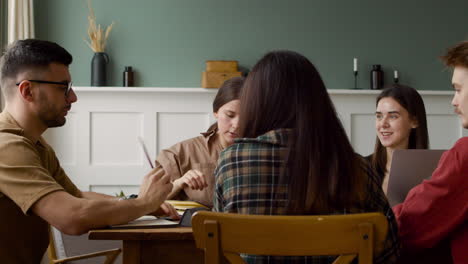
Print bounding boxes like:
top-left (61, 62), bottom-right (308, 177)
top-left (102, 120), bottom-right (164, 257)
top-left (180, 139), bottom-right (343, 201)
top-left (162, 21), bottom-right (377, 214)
top-left (84, 0), bottom-right (114, 52)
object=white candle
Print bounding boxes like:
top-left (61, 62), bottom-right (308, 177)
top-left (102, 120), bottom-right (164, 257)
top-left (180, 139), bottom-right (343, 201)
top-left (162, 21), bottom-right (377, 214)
top-left (394, 70), bottom-right (398, 79)
top-left (353, 58), bottom-right (358, 72)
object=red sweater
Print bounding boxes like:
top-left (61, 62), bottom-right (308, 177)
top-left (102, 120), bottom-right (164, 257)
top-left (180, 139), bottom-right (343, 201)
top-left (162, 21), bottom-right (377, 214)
top-left (393, 137), bottom-right (468, 264)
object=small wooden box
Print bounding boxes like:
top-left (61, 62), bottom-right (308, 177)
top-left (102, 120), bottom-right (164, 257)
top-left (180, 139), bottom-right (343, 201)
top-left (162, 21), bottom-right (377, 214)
top-left (201, 71), bottom-right (242, 88)
top-left (206, 60), bottom-right (238, 72)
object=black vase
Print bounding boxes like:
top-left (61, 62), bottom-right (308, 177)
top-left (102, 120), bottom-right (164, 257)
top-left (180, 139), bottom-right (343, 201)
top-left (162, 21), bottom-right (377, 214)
top-left (370, 64), bottom-right (384, 90)
top-left (91, 52), bottom-right (109, 86)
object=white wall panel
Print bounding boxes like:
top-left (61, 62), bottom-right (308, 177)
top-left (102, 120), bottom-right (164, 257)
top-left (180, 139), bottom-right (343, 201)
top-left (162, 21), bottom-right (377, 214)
top-left (350, 114), bottom-right (375, 156)
top-left (427, 114), bottom-right (461, 149)
top-left (90, 112), bottom-right (143, 166)
top-left (157, 112), bottom-right (211, 153)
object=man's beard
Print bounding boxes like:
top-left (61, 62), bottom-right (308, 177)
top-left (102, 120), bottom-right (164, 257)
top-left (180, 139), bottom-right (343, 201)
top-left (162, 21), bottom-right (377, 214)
top-left (37, 92), bottom-right (67, 128)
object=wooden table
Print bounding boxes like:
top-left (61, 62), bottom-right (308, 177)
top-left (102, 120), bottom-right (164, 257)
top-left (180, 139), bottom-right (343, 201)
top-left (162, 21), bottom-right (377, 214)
top-left (89, 227), bottom-right (204, 264)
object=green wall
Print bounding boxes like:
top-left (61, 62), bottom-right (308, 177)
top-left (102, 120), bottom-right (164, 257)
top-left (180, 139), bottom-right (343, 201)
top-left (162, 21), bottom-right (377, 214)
top-left (35, 0), bottom-right (468, 90)
top-left (0, 0), bottom-right (7, 52)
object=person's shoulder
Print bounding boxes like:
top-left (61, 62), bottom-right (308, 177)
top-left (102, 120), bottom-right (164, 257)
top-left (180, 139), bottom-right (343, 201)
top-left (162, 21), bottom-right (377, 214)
top-left (0, 132), bottom-right (40, 166)
top-left (37, 136), bottom-right (56, 153)
top-left (162, 135), bottom-right (206, 153)
top-left (0, 112), bottom-right (28, 146)
top-left (179, 135), bottom-right (206, 146)
top-left (217, 140), bottom-right (253, 161)
top-left (444, 137), bottom-right (468, 161)
top-left (453, 136), bottom-right (468, 148)
top-left (220, 140), bottom-right (244, 156)
top-left (0, 128), bottom-right (31, 149)
top-left (0, 122), bottom-right (23, 138)
top-left (220, 138), bottom-right (283, 170)
top-left (446, 137), bottom-right (468, 164)
top-left (216, 141), bottom-right (262, 178)
top-left (227, 129), bottom-right (290, 148)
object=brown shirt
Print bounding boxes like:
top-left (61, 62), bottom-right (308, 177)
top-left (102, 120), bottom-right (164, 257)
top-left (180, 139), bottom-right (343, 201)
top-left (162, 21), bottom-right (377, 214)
top-left (0, 111), bottom-right (80, 264)
top-left (155, 129), bottom-right (223, 207)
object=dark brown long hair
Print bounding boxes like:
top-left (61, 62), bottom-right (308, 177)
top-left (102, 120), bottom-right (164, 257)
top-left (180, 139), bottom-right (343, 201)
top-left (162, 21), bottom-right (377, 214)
top-left (239, 50), bottom-right (365, 214)
top-left (371, 84), bottom-right (429, 176)
top-left (206, 76), bottom-right (244, 132)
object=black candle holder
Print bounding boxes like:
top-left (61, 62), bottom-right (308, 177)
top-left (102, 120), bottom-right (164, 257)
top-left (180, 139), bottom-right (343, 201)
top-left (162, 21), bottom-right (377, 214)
top-left (353, 71), bottom-right (358, 89)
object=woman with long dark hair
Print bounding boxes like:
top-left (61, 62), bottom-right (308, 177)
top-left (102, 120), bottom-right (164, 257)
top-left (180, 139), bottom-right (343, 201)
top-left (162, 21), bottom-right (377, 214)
top-left (214, 51), bottom-right (399, 263)
top-left (368, 84), bottom-right (429, 193)
top-left (156, 76), bottom-right (244, 207)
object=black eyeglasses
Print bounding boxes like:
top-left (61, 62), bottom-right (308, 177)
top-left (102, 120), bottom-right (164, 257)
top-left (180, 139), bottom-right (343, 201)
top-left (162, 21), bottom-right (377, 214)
top-left (16, 80), bottom-right (73, 97)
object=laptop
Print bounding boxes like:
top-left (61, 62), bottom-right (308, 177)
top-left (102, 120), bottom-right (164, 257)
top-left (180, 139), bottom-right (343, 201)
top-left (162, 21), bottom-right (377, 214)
top-left (387, 149), bottom-right (446, 207)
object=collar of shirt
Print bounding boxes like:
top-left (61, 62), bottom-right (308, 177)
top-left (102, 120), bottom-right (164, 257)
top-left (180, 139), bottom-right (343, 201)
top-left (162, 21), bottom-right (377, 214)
top-left (200, 126), bottom-right (216, 137)
top-left (200, 127), bottom-right (225, 153)
top-left (0, 111), bottom-right (46, 148)
top-left (234, 128), bottom-right (291, 147)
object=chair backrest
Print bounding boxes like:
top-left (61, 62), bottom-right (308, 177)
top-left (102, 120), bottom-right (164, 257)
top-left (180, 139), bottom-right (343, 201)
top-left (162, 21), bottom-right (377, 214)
top-left (192, 212), bottom-right (388, 264)
top-left (47, 226), bottom-right (122, 264)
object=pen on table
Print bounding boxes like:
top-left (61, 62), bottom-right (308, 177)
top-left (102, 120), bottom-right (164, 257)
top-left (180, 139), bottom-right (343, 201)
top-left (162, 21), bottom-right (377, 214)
top-left (138, 137), bottom-right (154, 169)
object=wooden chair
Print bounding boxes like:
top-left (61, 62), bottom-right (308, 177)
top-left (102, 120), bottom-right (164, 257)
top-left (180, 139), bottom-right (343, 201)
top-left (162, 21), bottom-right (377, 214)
top-left (192, 211), bottom-right (388, 264)
top-left (47, 226), bottom-right (121, 264)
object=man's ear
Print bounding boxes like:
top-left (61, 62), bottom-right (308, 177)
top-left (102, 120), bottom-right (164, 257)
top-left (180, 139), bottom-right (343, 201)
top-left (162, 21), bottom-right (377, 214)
top-left (17, 81), bottom-right (34, 102)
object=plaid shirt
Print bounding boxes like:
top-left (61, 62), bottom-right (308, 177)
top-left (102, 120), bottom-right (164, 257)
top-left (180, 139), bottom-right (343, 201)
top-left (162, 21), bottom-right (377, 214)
top-left (214, 129), bottom-right (400, 264)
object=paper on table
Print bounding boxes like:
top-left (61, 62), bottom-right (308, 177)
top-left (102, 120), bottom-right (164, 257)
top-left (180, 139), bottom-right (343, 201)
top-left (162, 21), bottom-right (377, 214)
top-left (166, 200), bottom-right (208, 209)
top-left (110, 215), bottom-right (179, 229)
top-left (166, 200), bottom-right (209, 216)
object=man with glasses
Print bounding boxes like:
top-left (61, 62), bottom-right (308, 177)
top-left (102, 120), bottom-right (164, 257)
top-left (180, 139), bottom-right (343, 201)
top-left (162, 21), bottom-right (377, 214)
top-left (0, 39), bottom-right (177, 263)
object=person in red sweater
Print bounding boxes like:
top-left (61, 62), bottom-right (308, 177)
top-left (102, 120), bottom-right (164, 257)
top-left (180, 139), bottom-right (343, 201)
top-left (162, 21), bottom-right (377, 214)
top-left (392, 41), bottom-right (468, 264)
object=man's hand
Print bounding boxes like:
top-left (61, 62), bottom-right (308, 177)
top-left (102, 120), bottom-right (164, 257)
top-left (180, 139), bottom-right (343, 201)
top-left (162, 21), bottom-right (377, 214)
top-left (150, 202), bottom-right (181, 220)
top-left (137, 169), bottom-right (173, 213)
top-left (173, 169), bottom-right (208, 191)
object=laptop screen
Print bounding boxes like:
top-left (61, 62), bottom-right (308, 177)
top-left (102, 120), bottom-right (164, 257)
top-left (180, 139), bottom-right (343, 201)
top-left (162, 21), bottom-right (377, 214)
top-left (387, 149), bottom-right (445, 207)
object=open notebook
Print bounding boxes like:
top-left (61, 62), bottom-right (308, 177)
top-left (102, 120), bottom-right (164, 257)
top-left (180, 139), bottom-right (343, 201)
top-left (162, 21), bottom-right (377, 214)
top-left (166, 200), bottom-right (209, 216)
top-left (109, 200), bottom-right (209, 228)
top-left (110, 215), bottom-right (179, 229)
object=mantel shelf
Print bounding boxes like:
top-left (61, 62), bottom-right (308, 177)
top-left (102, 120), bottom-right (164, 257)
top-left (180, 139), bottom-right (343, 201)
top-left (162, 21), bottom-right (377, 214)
top-left (73, 87), bottom-right (454, 96)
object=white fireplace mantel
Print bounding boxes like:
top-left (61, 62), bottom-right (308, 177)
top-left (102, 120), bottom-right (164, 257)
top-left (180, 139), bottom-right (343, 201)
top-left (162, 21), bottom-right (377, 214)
top-left (71, 86), bottom-right (454, 95)
top-left (43, 87), bottom-right (465, 195)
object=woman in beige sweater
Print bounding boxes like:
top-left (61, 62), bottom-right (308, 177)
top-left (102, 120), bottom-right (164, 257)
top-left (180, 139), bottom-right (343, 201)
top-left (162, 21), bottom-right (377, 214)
top-left (155, 77), bottom-right (244, 207)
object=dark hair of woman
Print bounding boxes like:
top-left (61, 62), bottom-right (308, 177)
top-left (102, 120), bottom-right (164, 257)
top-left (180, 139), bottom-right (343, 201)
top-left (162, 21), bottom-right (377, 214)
top-left (238, 50), bottom-right (365, 214)
top-left (207, 76), bottom-right (244, 132)
top-left (371, 84), bottom-right (429, 176)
